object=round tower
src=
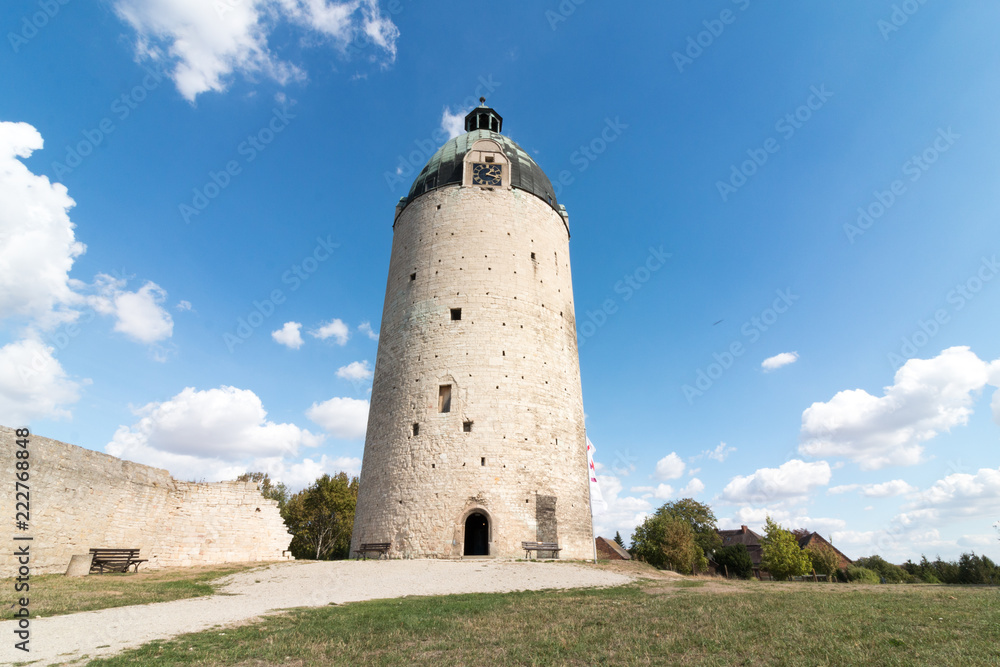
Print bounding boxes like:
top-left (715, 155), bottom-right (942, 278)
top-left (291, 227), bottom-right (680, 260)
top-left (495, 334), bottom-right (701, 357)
top-left (351, 102), bottom-right (593, 559)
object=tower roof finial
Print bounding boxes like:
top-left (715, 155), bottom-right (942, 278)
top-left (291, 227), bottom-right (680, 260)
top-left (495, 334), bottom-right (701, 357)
top-left (464, 101), bottom-right (503, 134)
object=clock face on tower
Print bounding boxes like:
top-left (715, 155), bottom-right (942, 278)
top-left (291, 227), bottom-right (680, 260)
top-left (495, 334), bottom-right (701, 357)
top-left (472, 162), bottom-right (503, 186)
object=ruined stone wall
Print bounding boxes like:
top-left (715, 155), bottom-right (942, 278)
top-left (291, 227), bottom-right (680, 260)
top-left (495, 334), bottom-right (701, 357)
top-left (0, 426), bottom-right (292, 574)
top-left (351, 181), bottom-right (594, 560)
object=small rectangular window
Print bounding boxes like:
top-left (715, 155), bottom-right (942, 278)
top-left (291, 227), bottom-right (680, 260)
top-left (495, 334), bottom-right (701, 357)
top-left (451, 308), bottom-right (462, 321)
top-left (463, 421), bottom-right (473, 432)
top-left (412, 423), bottom-right (419, 436)
top-left (530, 252), bottom-right (536, 260)
top-left (410, 272), bottom-right (416, 281)
top-left (439, 385), bottom-right (452, 413)
top-left (485, 155), bottom-right (495, 163)
top-left (481, 457), bottom-right (486, 466)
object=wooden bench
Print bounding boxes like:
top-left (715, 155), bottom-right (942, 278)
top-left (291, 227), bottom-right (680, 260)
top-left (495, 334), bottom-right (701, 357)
top-left (89, 548), bottom-right (148, 574)
top-left (354, 542), bottom-right (391, 560)
top-left (522, 541), bottom-right (562, 559)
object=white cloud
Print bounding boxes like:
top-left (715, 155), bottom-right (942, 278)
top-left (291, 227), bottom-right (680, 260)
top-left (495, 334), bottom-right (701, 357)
top-left (862, 479), bottom-right (918, 497)
top-left (0, 121), bottom-right (85, 329)
top-left (310, 318), bottom-right (349, 345)
top-left (720, 459), bottom-right (832, 505)
top-left (957, 534), bottom-right (997, 548)
top-left (239, 453), bottom-right (361, 491)
top-left (176, 300), bottom-right (192, 311)
top-left (591, 473), bottom-right (653, 542)
top-left (680, 478), bottom-right (705, 496)
top-left (828, 479), bottom-right (917, 498)
top-left (718, 507), bottom-right (846, 537)
top-left (85, 274), bottom-right (174, 344)
top-left (272, 321), bottom-right (304, 349)
top-left (703, 442), bottom-right (735, 463)
top-left (111, 282), bottom-right (174, 343)
top-left (762, 351), bottom-right (799, 372)
top-left (653, 483), bottom-right (674, 500)
top-left (112, 0), bottom-right (398, 101)
top-left (358, 321), bottom-right (379, 341)
top-left (654, 452), bottom-right (685, 480)
top-left (799, 347), bottom-right (995, 470)
top-left (990, 360), bottom-right (1000, 425)
top-left (441, 106), bottom-right (469, 140)
top-left (336, 360), bottom-right (373, 381)
top-left (897, 467), bottom-right (1000, 526)
top-left (0, 338), bottom-right (82, 424)
top-left (306, 396), bottom-right (369, 439)
top-left (106, 386), bottom-right (323, 481)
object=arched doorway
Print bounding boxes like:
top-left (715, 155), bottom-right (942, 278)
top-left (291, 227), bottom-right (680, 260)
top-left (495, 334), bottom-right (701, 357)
top-left (464, 512), bottom-right (489, 556)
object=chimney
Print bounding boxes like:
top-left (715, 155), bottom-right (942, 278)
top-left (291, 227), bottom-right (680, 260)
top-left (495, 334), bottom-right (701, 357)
top-left (741, 525), bottom-right (748, 534)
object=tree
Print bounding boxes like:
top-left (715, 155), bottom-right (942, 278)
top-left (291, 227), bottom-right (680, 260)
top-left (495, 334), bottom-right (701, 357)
top-left (654, 499), bottom-right (722, 560)
top-left (715, 544), bottom-right (754, 579)
top-left (283, 472), bottom-right (359, 560)
top-left (614, 531), bottom-right (625, 548)
top-left (760, 516), bottom-right (810, 581)
top-left (805, 543), bottom-right (840, 577)
top-left (631, 513), bottom-right (705, 574)
top-left (235, 472), bottom-right (289, 510)
top-left (853, 555), bottom-right (908, 583)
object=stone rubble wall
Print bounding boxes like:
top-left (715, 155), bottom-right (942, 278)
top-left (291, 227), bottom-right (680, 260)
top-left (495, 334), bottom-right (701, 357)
top-left (0, 426), bottom-right (292, 574)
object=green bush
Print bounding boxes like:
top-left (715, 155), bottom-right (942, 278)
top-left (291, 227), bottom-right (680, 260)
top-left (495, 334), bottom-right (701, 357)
top-left (715, 544), bottom-right (754, 579)
top-left (853, 555), bottom-right (908, 583)
top-left (845, 566), bottom-right (880, 584)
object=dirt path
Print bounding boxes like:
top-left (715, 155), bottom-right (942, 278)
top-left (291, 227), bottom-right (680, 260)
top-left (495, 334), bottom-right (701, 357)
top-left (0, 560), bottom-right (633, 665)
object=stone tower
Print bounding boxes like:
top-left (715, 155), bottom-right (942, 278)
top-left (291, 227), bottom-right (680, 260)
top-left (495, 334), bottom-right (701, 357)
top-left (351, 102), bottom-right (593, 559)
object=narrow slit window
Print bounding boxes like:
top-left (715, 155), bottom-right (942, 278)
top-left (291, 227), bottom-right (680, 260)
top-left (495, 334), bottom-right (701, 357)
top-left (451, 308), bottom-right (462, 321)
top-left (530, 252), bottom-right (536, 260)
top-left (463, 421), bottom-right (473, 432)
top-left (410, 272), bottom-right (416, 281)
top-left (412, 423), bottom-right (419, 436)
top-left (439, 385), bottom-right (452, 413)
top-left (481, 457), bottom-right (486, 466)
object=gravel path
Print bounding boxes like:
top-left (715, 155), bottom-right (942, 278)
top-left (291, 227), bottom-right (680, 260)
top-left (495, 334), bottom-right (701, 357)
top-left (0, 560), bottom-right (632, 665)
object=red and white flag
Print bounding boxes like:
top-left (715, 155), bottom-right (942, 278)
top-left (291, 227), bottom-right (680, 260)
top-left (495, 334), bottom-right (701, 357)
top-left (586, 437), bottom-right (607, 513)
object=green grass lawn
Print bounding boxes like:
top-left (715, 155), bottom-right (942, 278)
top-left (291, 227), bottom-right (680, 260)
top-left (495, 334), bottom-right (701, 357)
top-left (88, 578), bottom-right (1000, 666)
top-left (0, 563), bottom-right (264, 617)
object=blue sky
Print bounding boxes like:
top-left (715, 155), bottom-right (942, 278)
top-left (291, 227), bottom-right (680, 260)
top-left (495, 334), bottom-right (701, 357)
top-left (2, 0), bottom-right (999, 563)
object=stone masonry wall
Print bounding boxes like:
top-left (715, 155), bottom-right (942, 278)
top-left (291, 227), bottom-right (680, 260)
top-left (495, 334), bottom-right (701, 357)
top-left (351, 179), bottom-right (594, 560)
top-left (0, 426), bottom-right (292, 574)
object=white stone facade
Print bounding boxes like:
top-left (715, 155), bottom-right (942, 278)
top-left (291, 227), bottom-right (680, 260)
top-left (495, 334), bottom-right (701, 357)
top-left (351, 155), bottom-right (593, 559)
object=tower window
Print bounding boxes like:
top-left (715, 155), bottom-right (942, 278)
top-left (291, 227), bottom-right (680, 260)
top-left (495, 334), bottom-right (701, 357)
top-left (530, 252), bottom-right (536, 260)
top-left (439, 385), bottom-right (452, 413)
top-left (412, 423), bottom-right (419, 436)
top-left (481, 457), bottom-right (486, 466)
top-left (410, 272), bottom-right (416, 281)
top-left (451, 308), bottom-right (462, 321)
top-left (485, 155), bottom-right (494, 163)
top-left (464, 421), bottom-right (473, 432)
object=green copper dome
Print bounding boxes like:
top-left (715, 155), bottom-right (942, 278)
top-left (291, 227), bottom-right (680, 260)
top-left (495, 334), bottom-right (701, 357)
top-left (401, 104), bottom-right (561, 215)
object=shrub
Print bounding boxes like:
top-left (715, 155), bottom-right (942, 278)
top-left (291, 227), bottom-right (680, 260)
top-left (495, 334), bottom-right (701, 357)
top-left (853, 555), bottom-right (908, 584)
top-left (845, 565), bottom-right (880, 584)
top-left (715, 544), bottom-right (754, 579)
